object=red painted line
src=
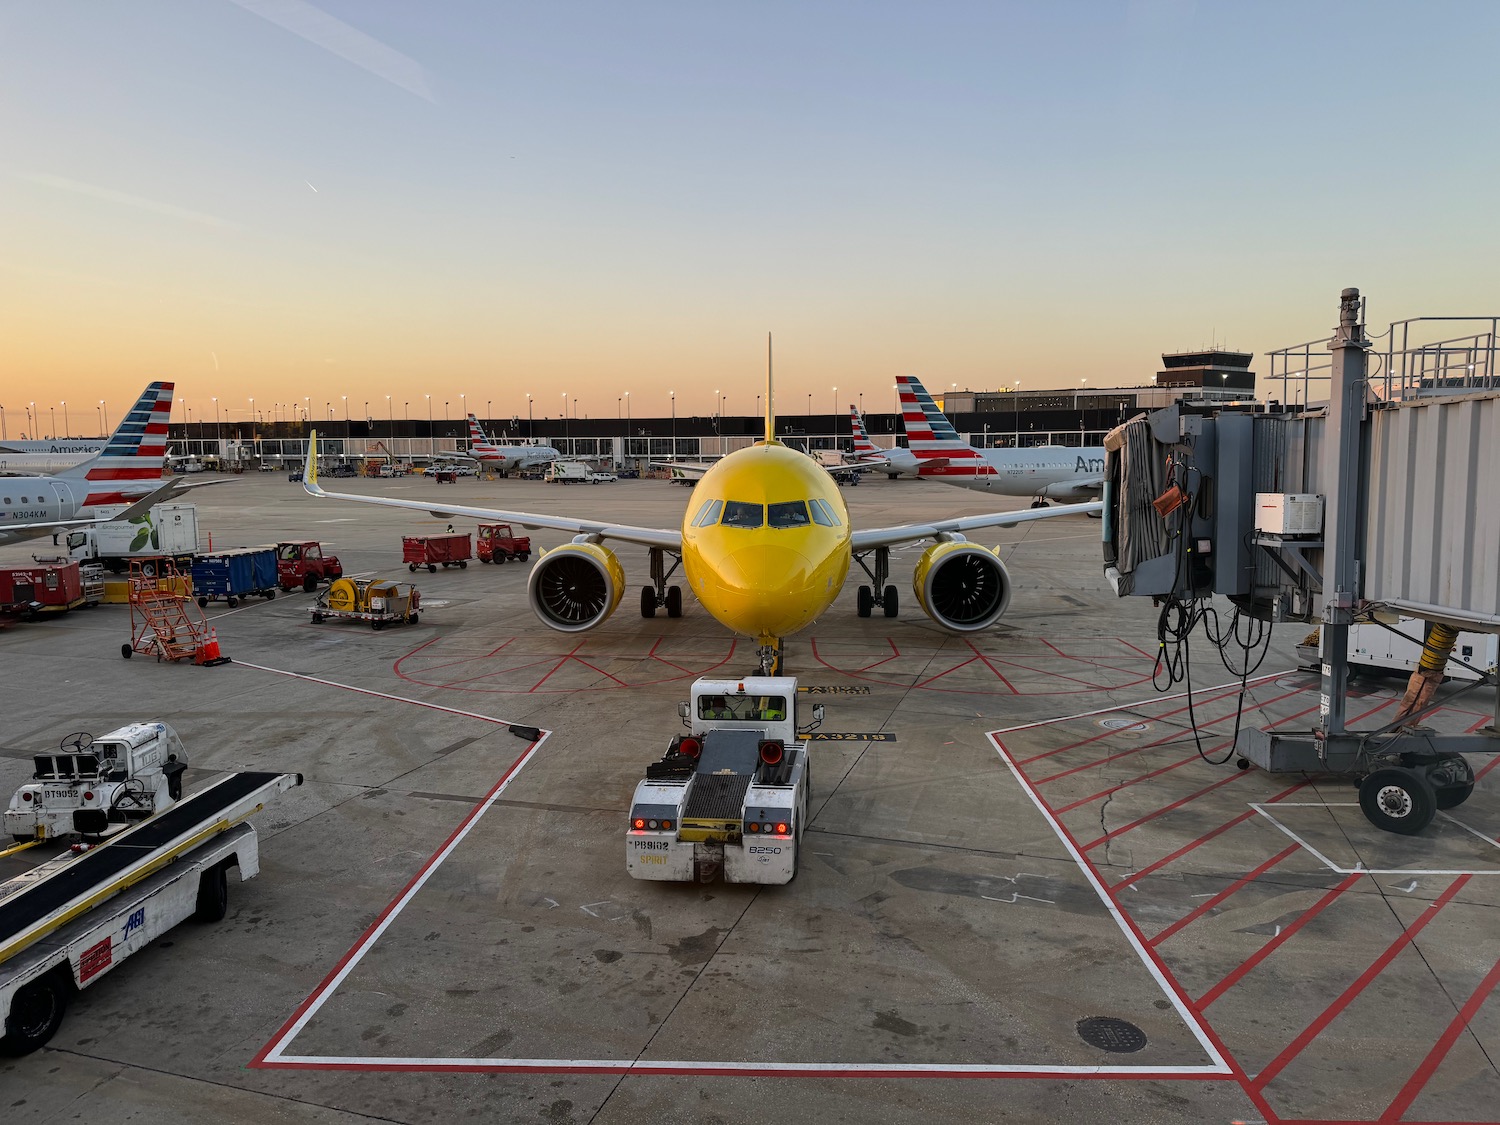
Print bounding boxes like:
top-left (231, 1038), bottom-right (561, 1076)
top-left (529, 640), bottom-right (588, 692)
top-left (966, 640), bottom-right (1019, 694)
top-left (996, 737), bottom-right (1288, 1125)
top-left (250, 737), bottom-right (542, 1068)
top-left (1079, 771), bottom-right (1251, 851)
top-left (1054, 751), bottom-right (1209, 813)
top-left (1017, 682), bottom-right (1262, 765)
top-left (1113, 782), bottom-right (1311, 890)
top-left (1253, 876), bottom-right (1473, 1093)
top-left (1378, 947), bottom-right (1500, 1122)
top-left (485, 638), bottom-right (516, 658)
top-left (913, 656), bottom-right (979, 686)
top-left (1197, 872), bottom-right (1365, 1009)
top-left (1151, 845), bottom-right (1302, 947)
top-left (1034, 692), bottom-right (1312, 783)
top-left (569, 657), bottom-right (629, 686)
top-left (1119, 637), bottom-right (1159, 661)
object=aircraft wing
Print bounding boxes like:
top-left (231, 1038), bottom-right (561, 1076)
top-left (307, 433), bottom-right (682, 550)
top-left (850, 499), bottom-right (1102, 551)
top-left (651, 461), bottom-right (715, 481)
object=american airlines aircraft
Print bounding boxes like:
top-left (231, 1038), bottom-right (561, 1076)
top-left (897, 375), bottom-right (1105, 505)
top-left (461, 414), bottom-right (562, 474)
top-left (0, 382), bottom-right (185, 545)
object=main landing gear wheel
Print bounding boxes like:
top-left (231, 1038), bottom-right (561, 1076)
top-left (665, 585), bottom-right (683, 618)
top-left (644, 547), bottom-right (684, 622)
top-left (640, 585), bottom-right (657, 618)
top-left (1359, 766), bottom-right (1437, 835)
top-left (856, 585), bottom-right (873, 618)
top-left (1029, 499), bottom-right (1051, 508)
top-left (883, 584), bottom-right (899, 618)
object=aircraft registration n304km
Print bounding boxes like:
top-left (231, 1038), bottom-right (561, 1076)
top-left (302, 389), bottom-right (1100, 673)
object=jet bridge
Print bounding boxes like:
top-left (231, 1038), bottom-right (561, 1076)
top-left (1103, 289), bottom-right (1499, 834)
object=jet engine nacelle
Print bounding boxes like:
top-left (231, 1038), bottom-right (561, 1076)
top-left (911, 541), bottom-right (1012, 632)
top-left (526, 541), bottom-right (626, 632)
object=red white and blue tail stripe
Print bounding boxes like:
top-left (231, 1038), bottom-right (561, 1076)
top-left (467, 414), bottom-right (502, 460)
top-left (60, 381), bottom-right (174, 507)
top-left (895, 375), bottom-right (994, 478)
top-left (849, 406), bottom-right (882, 457)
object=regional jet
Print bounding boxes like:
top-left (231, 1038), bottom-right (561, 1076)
top-left (898, 374), bottom-right (1105, 506)
top-left (302, 356), bottom-right (1100, 671)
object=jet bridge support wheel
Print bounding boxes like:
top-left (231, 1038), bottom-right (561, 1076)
top-left (1359, 766), bottom-right (1437, 835)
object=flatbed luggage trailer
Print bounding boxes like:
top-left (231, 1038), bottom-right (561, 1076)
top-left (626, 676), bottom-right (817, 885)
top-left (403, 532), bottom-right (471, 573)
top-left (0, 771), bottom-right (302, 1055)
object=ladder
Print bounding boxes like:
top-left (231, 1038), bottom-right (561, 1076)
top-left (125, 561), bottom-right (227, 664)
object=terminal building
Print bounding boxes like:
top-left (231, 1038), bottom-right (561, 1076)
top-left (162, 348), bottom-right (1260, 471)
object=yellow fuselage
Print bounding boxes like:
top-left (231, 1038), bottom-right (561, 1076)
top-left (681, 443), bottom-right (851, 644)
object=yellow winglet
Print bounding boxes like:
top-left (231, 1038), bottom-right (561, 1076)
top-left (305, 430), bottom-right (320, 492)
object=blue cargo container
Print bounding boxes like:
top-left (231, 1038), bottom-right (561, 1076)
top-left (192, 546), bottom-right (279, 607)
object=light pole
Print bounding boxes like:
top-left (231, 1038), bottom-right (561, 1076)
top-left (832, 386), bottom-right (838, 415)
top-left (624, 391), bottom-right (630, 428)
top-left (425, 394), bottom-right (433, 457)
top-left (807, 392), bottom-right (811, 416)
top-left (50, 406), bottom-right (56, 438)
top-left (248, 397), bottom-right (255, 428)
top-left (562, 392), bottom-right (569, 449)
top-left (387, 395), bottom-right (393, 441)
top-left (670, 390), bottom-right (676, 458)
top-left (1, 404), bottom-right (7, 442)
top-left (27, 402), bottom-right (35, 440)
top-left (100, 399), bottom-right (108, 434)
top-left (342, 395), bottom-right (348, 423)
top-left (1013, 381), bottom-right (1020, 443)
top-left (460, 393), bottom-right (466, 421)
top-left (526, 394), bottom-right (533, 437)
top-left (61, 401), bottom-right (69, 437)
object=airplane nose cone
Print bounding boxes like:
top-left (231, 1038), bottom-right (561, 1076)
top-left (692, 542), bottom-right (844, 639)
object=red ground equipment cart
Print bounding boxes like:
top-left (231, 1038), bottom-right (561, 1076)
top-left (402, 532), bottom-right (472, 573)
top-left (476, 523), bottom-right (531, 564)
top-left (433, 469), bottom-right (458, 484)
top-left (0, 560), bottom-right (89, 619)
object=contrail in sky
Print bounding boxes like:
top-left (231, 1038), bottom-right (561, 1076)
top-left (229, 0), bottom-right (436, 103)
top-left (23, 173), bottom-right (235, 228)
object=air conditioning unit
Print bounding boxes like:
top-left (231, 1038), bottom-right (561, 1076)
top-left (1255, 493), bottom-right (1324, 536)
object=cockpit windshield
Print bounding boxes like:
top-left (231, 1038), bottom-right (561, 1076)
top-left (720, 501), bottom-right (764, 529)
top-left (767, 501), bottom-right (810, 528)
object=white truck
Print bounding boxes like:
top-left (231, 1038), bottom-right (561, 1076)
top-left (626, 676), bottom-right (820, 885)
top-left (544, 460), bottom-right (592, 484)
top-left (1, 730), bottom-right (301, 1055)
top-left (66, 502), bottom-right (199, 574)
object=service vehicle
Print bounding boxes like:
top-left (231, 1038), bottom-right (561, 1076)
top-left (588, 469), bottom-right (619, 483)
top-left (625, 676), bottom-right (819, 885)
top-left (66, 503), bottom-right (199, 574)
top-left (276, 540), bottom-right (343, 592)
top-left (191, 546), bottom-right (278, 607)
top-left (403, 532), bottom-right (471, 572)
top-left (310, 577), bottom-right (421, 629)
top-left (6, 724), bottom-right (188, 843)
top-left (433, 469), bottom-right (458, 484)
top-left (1, 755), bottom-right (301, 1055)
top-left (0, 561), bottom-right (90, 619)
top-left (544, 460), bottom-right (592, 484)
top-left (476, 523), bottom-right (531, 564)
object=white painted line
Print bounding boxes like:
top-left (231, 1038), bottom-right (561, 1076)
top-left (233, 661), bottom-right (525, 727)
top-left (988, 669), bottom-right (1297, 736)
top-left (987, 735), bottom-right (1233, 1075)
top-left (1249, 804), bottom-right (1500, 876)
top-left (261, 733), bottom-right (548, 1063)
top-left (252, 687), bottom-right (1230, 1076)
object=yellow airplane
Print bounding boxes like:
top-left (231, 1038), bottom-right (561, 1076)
top-left (301, 369), bottom-right (1100, 673)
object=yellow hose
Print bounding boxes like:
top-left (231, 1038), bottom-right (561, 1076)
top-left (1418, 623), bottom-right (1461, 672)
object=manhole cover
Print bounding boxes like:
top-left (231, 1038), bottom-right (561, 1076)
top-left (1076, 1016), bottom-right (1148, 1053)
top-left (1096, 717), bottom-right (1150, 732)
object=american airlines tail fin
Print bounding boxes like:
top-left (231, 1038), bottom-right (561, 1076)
top-left (894, 375), bottom-right (988, 477)
top-left (58, 381), bottom-right (174, 505)
top-left (467, 413), bottom-right (499, 453)
top-left (849, 405), bottom-right (881, 456)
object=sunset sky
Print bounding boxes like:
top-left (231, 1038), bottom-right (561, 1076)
top-left (3, 1), bottom-right (1497, 432)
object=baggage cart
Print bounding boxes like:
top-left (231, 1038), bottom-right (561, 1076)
top-left (191, 547), bottom-right (278, 607)
top-left (403, 532), bottom-right (471, 573)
